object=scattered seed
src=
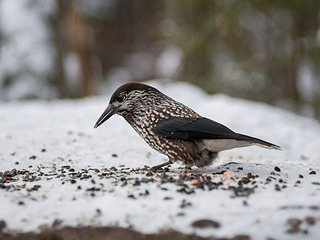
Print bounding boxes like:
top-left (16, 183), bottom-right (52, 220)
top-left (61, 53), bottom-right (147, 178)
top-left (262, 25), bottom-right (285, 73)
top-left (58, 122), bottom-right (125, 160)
top-left (286, 218), bottom-right (302, 234)
top-left (191, 219), bottom-right (220, 229)
top-left (180, 199), bottom-right (192, 208)
top-left (128, 194), bottom-right (135, 199)
top-left (274, 166), bottom-right (281, 172)
top-left (305, 216), bottom-right (316, 225)
top-left (52, 219), bottom-right (63, 228)
top-left (191, 179), bottom-right (198, 185)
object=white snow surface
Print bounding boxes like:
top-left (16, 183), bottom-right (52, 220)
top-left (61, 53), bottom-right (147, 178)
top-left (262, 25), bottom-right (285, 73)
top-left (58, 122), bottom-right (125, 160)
top-left (0, 80), bottom-right (320, 239)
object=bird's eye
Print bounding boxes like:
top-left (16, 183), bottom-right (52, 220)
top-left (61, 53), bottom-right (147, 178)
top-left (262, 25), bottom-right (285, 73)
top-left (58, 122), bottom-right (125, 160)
top-left (116, 94), bottom-right (125, 103)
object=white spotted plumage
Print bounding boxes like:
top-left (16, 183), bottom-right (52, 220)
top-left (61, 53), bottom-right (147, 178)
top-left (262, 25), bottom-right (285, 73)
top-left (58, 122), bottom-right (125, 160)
top-left (95, 82), bottom-right (280, 168)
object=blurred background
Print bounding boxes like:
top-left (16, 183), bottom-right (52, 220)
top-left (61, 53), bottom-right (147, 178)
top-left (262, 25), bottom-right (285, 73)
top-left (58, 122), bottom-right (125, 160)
top-left (0, 0), bottom-right (319, 119)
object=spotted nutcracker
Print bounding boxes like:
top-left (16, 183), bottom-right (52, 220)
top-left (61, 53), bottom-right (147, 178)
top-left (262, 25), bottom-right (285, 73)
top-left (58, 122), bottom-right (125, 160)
top-left (94, 83), bottom-right (280, 169)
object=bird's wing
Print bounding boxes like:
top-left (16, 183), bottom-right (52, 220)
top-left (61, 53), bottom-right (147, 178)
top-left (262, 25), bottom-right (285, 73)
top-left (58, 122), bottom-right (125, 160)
top-left (152, 117), bottom-right (235, 140)
top-left (152, 117), bottom-right (280, 149)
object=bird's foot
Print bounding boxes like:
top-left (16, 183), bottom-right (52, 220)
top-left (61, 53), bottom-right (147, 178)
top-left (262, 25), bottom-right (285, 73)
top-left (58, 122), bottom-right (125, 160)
top-left (150, 161), bottom-right (172, 170)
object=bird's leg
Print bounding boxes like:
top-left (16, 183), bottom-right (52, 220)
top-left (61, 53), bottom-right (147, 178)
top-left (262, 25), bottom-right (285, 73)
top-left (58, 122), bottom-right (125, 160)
top-left (151, 160), bottom-right (172, 170)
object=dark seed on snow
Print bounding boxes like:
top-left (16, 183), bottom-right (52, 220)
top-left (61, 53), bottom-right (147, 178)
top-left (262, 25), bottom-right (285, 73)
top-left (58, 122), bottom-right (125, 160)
top-left (96, 209), bottom-right (102, 215)
top-left (52, 219), bottom-right (63, 228)
top-left (303, 230), bottom-right (309, 235)
top-left (164, 197), bottom-right (173, 200)
top-left (305, 216), bottom-right (316, 225)
top-left (121, 182), bottom-right (127, 187)
top-left (139, 190), bottom-right (149, 196)
top-left (309, 206), bottom-right (319, 210)
top-left (180, 199), bottom-right (192, 208)
top-left (309, 171), bottom-right (316, 175)
top-left (146, 171), bottom-right (153, 176)
top-left (18, 201), bottom-right (24, 205)
top-left (31, 185), bottom-right (41, 191)
top-left (133, 180), bottom-right (141, 186)
top-left (15, 162), bottom-right (19, 165)
top-left (191, 219), bottom-right (220, 229)
top-left (70, 180), bottom-right (76, 184)
top-left (87, 187), bottom-right (100, 192)
top-left (286, 218), bottom-right (302, 234)
top-left (299, 174), bottom-right (304, 178)
top-left (128, 194), bottom-right (135, 199)
top-left (274, 166), bottom-right (281, 172)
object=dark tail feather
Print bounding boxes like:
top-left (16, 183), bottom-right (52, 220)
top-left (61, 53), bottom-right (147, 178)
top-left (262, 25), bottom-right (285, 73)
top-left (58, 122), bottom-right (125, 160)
top-left (235, 133), bottom-right (281, 150)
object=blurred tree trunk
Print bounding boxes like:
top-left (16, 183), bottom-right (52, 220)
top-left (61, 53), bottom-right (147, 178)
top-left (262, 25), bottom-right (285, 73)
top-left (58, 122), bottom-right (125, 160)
top-left (66, 0), bottom-right (93, 97)
top-left (51, 0), bottom-right (93, 98)
top-left (67, 0), bottom-right (93, 97)
top-left (52, 0), bottom-right (68, 98)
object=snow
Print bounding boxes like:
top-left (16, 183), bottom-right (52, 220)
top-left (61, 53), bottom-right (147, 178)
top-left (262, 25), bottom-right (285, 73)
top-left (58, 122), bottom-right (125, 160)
top-left (0, 0), bottom-right (55, 100)
top-left (1, 80), bottom-right (320, 239)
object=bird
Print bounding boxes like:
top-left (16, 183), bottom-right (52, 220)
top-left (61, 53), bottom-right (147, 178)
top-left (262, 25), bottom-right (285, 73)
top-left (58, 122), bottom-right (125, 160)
top-left (94, 82), bottom-right (280, 169)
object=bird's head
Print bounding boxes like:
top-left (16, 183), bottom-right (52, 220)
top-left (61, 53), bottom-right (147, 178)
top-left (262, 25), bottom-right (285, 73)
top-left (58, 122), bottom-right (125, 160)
top-left (94, 83), bottom-right (159, 128)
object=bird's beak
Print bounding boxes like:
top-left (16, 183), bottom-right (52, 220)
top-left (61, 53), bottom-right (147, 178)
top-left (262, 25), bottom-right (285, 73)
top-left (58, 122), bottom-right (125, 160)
top-left (94, 104), bottom-right (116, 128)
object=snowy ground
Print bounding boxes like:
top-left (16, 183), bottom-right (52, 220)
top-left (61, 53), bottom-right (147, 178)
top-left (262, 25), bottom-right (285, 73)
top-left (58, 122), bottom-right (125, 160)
top-left (0, 80), bottom-right (319, 240)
